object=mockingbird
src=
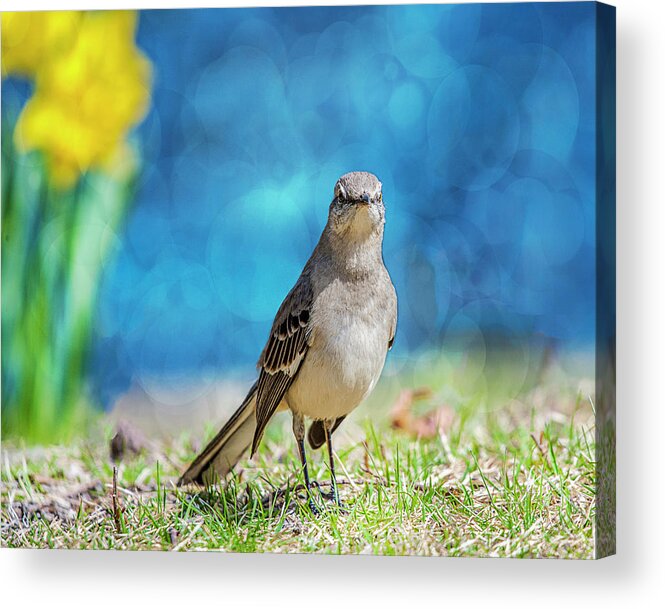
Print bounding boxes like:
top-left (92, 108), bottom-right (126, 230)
top-left (179, 171), bottom-right (397, 510)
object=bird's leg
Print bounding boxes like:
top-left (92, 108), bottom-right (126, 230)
top-left (323, 419), bottom-right (343, 508)
top-left (292, 413), bottom-right (319, 514)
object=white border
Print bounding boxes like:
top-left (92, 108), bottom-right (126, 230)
top-left (2, 1), bottom-right (664, 607)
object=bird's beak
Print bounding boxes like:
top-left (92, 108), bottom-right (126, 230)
top-left (360, 193), bottom-right (371, 205)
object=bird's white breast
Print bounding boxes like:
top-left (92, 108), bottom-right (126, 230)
top-left (286, 279), bottom-right (390, 421)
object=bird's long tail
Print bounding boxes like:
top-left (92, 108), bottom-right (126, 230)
top-left (178, 381), bottom-right (258, 486)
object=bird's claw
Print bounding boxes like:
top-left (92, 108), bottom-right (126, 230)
top-left (311, 481), bottom-right (346, 512)
top-left (296, 481), bottom-right (346, 514)
top-left (307, 498), bottom-right (321, 516)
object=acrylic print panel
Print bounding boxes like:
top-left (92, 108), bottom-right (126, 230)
top-left (1, 2), bottom-right (615, 558)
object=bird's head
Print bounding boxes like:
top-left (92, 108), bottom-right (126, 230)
top-left (328, 171), bottom-right (385, 239)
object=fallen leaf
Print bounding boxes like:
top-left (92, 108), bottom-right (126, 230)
top-left (110, 419), bottom-right (148, 462)
top-left (390, 388), bottom-right (455, 439)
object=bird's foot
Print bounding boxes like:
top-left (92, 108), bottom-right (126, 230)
top-left (312, 482), bottom-right (347, 513)
top-left (295, 481), bottom-right (322, 515)
top-left (296, 481), bottom-right (346, 514)
top-left (307, 497), bottom-right (321, 516)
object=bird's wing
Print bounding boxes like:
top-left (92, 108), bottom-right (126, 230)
top-left (388, 282), bottom-right (397, 351)
top-left (388, 330), bottom-right (396, 351)
top-left (251, 274), bottom-right (313, 454)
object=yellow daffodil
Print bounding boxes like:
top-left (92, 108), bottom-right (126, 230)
top-left (7, 11), bottom-right (152, 188)
top-left (1, 11), bottom-right (82, 77)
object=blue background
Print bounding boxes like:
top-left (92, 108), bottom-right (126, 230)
top-left (90, 3), bottom-right (598, 406)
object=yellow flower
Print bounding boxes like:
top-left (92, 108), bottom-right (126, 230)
top-left (10, 11), bottom-right (152, 188)
top-left (1, 11), bottom-right (82, 77)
